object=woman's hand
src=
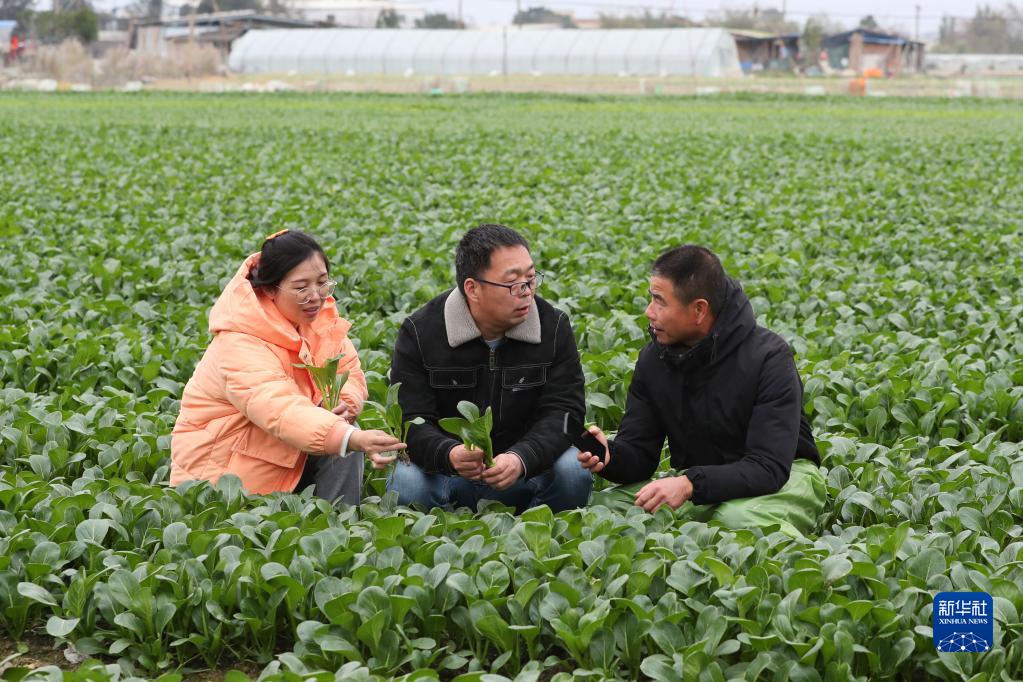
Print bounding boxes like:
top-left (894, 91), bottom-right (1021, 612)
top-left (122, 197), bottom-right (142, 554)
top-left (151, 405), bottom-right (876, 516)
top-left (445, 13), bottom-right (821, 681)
top-left (349, 429), bottom-right (406, 457)
top-left (331, 402), bottom-right (357, 424)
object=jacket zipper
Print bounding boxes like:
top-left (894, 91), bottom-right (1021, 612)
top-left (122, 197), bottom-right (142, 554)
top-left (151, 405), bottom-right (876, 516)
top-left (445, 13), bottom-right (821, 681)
top-left (488, 346), bottom-right (499, 422)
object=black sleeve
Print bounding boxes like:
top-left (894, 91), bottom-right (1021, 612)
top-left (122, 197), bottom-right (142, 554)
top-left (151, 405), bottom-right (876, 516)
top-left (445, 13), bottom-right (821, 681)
top-left (391, 318), bottom-right (460, 474)
top-left (685, 347), bottom-right (800, 505)
top-left (506, 312), bottom-right (585, 476)
top-left (599, 350), bottom-right (665, 485)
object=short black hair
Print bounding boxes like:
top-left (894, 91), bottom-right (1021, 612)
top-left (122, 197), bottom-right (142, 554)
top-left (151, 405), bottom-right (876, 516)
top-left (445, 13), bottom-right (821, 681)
top-left (651, 245), bottom-right (727, 314)
top-left (455, 224), bottom-right (530, 295)
top-left (248, 230), bottom-right (329, 291)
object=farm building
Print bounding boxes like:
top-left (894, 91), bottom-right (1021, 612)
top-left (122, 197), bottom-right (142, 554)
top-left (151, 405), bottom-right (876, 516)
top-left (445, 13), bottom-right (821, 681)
top-left (731, 30), bottom-right (801, 73)
top-left (822, 28), bottom-right (925, 75)
top-left (130, 11), bottom-right (317, 57)
top-left (227, 27), bottom-right (742, 77)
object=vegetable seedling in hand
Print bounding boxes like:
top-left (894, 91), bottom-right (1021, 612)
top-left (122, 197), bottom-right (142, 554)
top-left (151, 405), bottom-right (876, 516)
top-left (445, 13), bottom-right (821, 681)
top-left (360, 382), bottom-right (424, 463)
top-left (439, 401), bottom-right (495, 467)
top-left (293, 352), bottom-right (349, 411)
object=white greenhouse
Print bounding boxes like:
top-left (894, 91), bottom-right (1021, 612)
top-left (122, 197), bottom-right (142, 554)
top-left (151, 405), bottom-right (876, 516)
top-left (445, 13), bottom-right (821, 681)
top-left (924, 53), bottom-right (1023, 76)
top-left (227, 28), bottom-right (743, 77)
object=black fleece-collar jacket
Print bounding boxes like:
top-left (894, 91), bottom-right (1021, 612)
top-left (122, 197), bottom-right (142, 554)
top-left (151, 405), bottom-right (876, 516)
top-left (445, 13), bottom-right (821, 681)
top-left (600, 278), bottom-right (820, 505)
top-left (391, 289), bottom-right (585, 477)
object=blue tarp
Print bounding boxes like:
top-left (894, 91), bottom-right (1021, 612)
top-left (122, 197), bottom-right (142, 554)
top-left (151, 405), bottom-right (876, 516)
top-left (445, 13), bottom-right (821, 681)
top-left (823, 29), bottom-right (920, 48)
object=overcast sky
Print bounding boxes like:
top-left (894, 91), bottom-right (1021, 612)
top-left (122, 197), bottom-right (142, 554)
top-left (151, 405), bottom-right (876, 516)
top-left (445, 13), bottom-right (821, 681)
top-left (409, 0), bottom-right (997, 38)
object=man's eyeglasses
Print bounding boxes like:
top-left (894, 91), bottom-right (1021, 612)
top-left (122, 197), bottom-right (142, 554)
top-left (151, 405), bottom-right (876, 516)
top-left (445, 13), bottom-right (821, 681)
top-left (278, 280), bottom-right (337, 305)
top-left (474, 272), bottom-right (545, 297)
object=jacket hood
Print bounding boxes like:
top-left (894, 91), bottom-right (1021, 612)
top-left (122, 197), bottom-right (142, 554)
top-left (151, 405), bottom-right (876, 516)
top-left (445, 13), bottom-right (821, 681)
top-left (208, 253), bottom-right (351, 353)
top-left (656, 277), bottom-right (756, 370)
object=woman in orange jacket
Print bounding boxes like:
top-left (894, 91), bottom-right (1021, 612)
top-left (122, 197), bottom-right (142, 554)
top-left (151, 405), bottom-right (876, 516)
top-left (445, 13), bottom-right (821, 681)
top-left (170, 230), bottom-right (404, 501)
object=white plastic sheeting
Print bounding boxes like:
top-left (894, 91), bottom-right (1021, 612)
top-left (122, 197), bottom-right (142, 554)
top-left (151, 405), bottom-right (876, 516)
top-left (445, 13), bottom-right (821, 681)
top-left (228, 28), bottom-right (742, 77)
top-left (924, 53), bottom-right (1023, 75)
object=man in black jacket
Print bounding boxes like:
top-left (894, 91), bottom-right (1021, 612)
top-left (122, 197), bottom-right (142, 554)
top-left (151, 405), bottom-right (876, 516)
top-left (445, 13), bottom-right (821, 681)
top-left (578, 245), bottom-right (825, 536)
top-left (387, 224), bottom-right (591, 513)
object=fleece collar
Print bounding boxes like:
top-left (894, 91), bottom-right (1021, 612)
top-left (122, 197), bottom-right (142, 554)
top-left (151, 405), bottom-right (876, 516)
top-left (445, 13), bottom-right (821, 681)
top-left (443, 288), bottom-right (541, 347)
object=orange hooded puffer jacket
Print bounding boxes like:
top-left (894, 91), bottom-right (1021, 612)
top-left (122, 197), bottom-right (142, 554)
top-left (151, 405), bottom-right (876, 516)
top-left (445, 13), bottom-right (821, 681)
top-left (170, 253), bottom-right (368, 493)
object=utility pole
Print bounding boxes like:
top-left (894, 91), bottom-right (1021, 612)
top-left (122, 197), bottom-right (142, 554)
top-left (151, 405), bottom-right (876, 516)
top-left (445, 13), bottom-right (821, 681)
top-left (914, 4), bottom-right (920, 42)
top-left (458, 0), bottom-right (463, 27)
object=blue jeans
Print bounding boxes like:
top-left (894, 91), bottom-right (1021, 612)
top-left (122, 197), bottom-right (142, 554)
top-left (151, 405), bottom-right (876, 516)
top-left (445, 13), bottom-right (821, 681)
top-left (386, 447), bottom-right (592, 514)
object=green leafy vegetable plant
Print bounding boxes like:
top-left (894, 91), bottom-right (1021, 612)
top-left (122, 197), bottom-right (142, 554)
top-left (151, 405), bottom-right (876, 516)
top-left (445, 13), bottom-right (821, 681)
top-left (293, 353), bottom-right (349, 411)
top-left (5, 93), bottom-right (1023, 682)
top-left (439, 401), bottom-right (494, 467)
top-left (359, 383), bottom-right (423, 463)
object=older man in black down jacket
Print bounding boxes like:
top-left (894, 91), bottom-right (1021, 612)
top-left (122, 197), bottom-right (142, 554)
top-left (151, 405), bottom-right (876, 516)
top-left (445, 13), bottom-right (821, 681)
top-left (578, 245), bottom-right (826, 537)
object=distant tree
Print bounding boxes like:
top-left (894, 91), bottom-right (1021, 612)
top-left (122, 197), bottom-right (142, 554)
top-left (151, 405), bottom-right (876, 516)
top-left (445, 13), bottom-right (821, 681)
top-left (415, 12), bottom-right (462, 29)
top-left (125, 0), bottom-right (161, 20)
top-left (933, 3), bottom-right (1023, 53)
top-left (938, 16), bottom-right (960, 49)
top-left (0, 0), bottom-right (32, 23)
top-left (599, 10), bottom-right (694, 29)
top-left (197, 0), bottom-right (262, 13)
top-left (52, 0), bottom-right (88, 11)
top-left (712, 7), bottom-right (798, 34)
top-left (757, 8), bottom-right (796, 32)
top-left (30, 6), bottom-right (99, 43)
top-left (264, 0), bottom-right (289, 16)
top-left (513, 6), bottom-right (574, 28)
top-left (858, 15), bottom-right (879, 30)
top-left (802, 16), bottom-right (826, 62)
top-left (973, 7), bottom-right (1007, 49)
top-left (716, 9), bottom-right (754, 29)
top-left (376, 8), bottom-right (401, 28)
top-left (820, 14), bottom-right (847, 33)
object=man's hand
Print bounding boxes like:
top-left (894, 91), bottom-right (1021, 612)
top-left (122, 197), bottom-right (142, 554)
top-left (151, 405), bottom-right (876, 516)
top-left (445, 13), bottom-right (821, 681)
top-left (577, 425), bottom-right (610, 473)
top-left (449, 444), bottom-right (486, 479)
top-left (481, 453), bottom-right (524, 490)
top-left (368, 452), bottom-right (397, 470)
top-left (634, 475), bottom-right (693, 513)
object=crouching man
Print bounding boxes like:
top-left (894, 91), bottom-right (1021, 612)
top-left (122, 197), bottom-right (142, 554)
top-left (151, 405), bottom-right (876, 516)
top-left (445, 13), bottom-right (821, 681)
top-left (579, 245), bottom-right (825, 537)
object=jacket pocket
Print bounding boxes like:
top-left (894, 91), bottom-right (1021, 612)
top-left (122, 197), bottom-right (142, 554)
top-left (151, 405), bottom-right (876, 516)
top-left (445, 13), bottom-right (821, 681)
top-left (429, 368), bottom-right (478, 389)
top-left (502, 365), bottom-right (546, 391)
top-left (230, 424), bottom-right (302, 471)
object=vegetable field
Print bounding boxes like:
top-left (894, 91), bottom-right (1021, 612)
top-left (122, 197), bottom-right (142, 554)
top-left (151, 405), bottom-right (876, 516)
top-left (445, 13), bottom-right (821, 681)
top-left (1, 92), bottom-right (1022, 681)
